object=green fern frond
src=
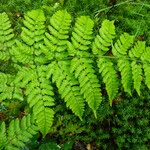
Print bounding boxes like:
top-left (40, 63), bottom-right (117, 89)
top-left (131, 61), bottom-right (143, 96)
top-left (97, 58), bottom-right (119, 106)
top-left (43, 10), bottom-right (71, 60)
top-left (0, 122), bottom-right (7, 149)
top-left (117, 59), bottom-right (132, 95)
top-left (51, 61), bottom-right (84, 120)
top-left (14, 66), bottom-right (55, 136)
top-left (70, 58), bottom-right (102, 117)
top-left (0, 12), bottom-right (14, 61)
top-left (112, 33), bottom-right (134, 57)
top-left (10, 10), bottom-right (46, 65)
top-left (0, 10), bottom-right (150, 147)
top-left (143, 63), bottom-right (150, 90)
top-left (112, 33), bottom-right (134, 95)
top-left (92, 19), bottom-right (118, 106)
top-left (0, 73), bottom-right (23, 102)
top-left (129, 41), bottom-right (145, 58)
top-left (92, 19), bottom-right (115, 55)
top-left (69, 16), bottom-right (93, 55)
top-left (69, 16), bottom-right (102, 117)
top-left (141, 46), bottom-right (150, 62)
top-left (129, 41), bottom-right (145, 95)
top-left (0, 115), bottom-right (38, 150)
top-left (22, 9), bottom-right (46, 65)
top-left (10, 40), bottom-right (34, 65)
top-left (141, 47), bottom-right (150, 89)
top-left (21, 9), bottom-right (45, 46)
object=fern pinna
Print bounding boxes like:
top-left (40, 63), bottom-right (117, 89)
top-left (0, 9), bottom-right (150, 149)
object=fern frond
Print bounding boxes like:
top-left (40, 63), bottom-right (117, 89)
top-left (143, 63), bottom-right (150, 90)
top-left (92, 19), bottom-right (115, 55)
top-left (129, 41), bottom-right (145, 95)
top-left (10, 10), bottom-right (46, 65)
top-left (69, 16), bottom-right (102, 117)
top-left (14, 66), bottom-right (55, 136)
top-left (0, 122), bottom-right (7, 149)
top-left (141, 47), bottom-right (150, 89)
top-left (0, 115), bottom-right (38, 150)
top-left (69, 16), bottom-right (93, 55)
top-left (117, 59), bottom-right (132, 95)
top-left (21, 9), bottom-right (45, 46)
top-left (21, 9), bottom-right (46, 65)
top-left (92, 20), bottom-right (118, 105)
top-left (97, 58), bottom-right (119, 106)
top-left (43, 10), bottom-right (71, 60)
top-left (0, 12), bottom-right (14, 61)
top-left (112, 33), bottom-right (134, 56)
top-left (50, 61), bottom-right (84, 120)
top-left (131, 61), bottom-right (142, 95)
top-left (0, 73), bottom-right (23, 102)
top-left (141, 46), bottom-right (150, 62)
top-left (70, 58), bottom-right (102, 117)
top-left (112, 33), bottom-right (134, 95)
top-left (10, 40), bottom-right (34, 65)
top-left (129, 41), bottom-right (145, 58)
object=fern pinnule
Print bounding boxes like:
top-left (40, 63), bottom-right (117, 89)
top-left (0, 12), bottom-right (14, 61)
top-left (10, 10), bottom-right (47, 65)
top-left (70, 16), bottom-right (93, 54)
top-left (141, 46), bottom-right (150, 62)
top-left (21, 10), bottom-right (46, 65)
top-left (117, 59), bottom-right (132, 95)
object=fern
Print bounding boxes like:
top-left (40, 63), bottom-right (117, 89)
top-left (47, 61), bottom-right (84, 120)
top-left (92, 19), bottom-right (118, 106)
top-left (14, 66), bottom-right (55, 136)
top-left (0, 12), bottom-right (14, 61)
top-left (0, 9), bottom-right (150, 146)
top-left (41, 10), bottom-right (71, 61)
top-left (0, 72), bottom-right (23, 102)
top-left (112, 33), bottom-right (134, 95)
top-left (0, 115), bottom-right (38, 150)
top-left (43, 10), bottom-right (84, 119)
top-left (10, 9), bottom-right (46, 65)
top-left (142, 47), bottom-right (150, 89)
top-left (69, 16), bottom-right (102, 117)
